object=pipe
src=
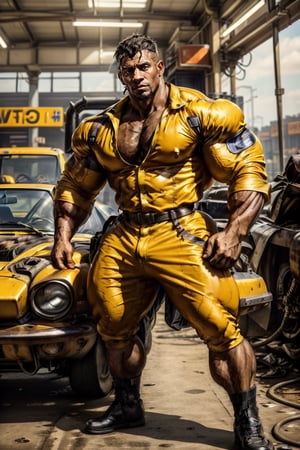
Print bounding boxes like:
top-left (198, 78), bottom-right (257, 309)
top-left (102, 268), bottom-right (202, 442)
top-left (272, 19), bottom-right (285, 172)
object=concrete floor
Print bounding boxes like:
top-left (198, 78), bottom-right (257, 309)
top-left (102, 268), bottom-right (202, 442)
top-left (0, 308), bottom-right (299, 450)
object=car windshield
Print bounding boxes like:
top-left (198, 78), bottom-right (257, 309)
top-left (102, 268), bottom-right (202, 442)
top-left (0, 188), bottom-right (112, 234)
top-left (0, 155), bottom-right (60, 184)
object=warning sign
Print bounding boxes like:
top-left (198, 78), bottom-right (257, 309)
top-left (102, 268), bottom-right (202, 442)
top-left (0, 107), bottom-right (64, 127)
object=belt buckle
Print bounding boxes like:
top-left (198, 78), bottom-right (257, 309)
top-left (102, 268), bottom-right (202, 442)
top-left (135, 212), bottom-right (143, 226)
top-left (168, 209), bottom-right (178, 221)
top-left (144, 212), bottom-right (156, 225)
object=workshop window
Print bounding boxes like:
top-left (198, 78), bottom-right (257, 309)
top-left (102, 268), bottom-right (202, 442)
top-left (52, 72), bottom-right (80, 92)
top-left (81, 72), bottom-right (114, 92)
top-left (39, 73), bottom-right (52, 92)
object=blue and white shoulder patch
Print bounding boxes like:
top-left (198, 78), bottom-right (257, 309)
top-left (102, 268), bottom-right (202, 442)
top-left (226, 128), bottom-right (256, 154)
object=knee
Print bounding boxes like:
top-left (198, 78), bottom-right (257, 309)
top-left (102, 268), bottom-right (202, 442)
top-left (203, 321), bottom-right (244, 353)
top-left (106, 335), bottom-right (146, 378)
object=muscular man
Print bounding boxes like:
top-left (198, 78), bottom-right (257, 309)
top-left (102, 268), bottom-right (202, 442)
top-left (51, 34), bottom-right (272, 450)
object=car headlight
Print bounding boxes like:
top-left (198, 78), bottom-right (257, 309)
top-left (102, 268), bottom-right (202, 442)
top-left (30, 281), bottom-right (73, 320)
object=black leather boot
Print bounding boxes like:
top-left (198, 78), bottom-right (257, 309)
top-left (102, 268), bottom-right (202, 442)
top-left (230, 386), bottom-right (274, 450)
top-left (84, 377), bottom-right (145, 434)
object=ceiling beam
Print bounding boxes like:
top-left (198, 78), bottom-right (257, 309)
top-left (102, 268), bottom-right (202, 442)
top-left (220, 0), bottom-right (300, 65)
top-left (0, 11), bottom-right (194, 24)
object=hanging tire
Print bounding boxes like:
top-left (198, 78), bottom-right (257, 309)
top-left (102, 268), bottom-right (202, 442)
top-left (69, 337), bottom-right (113, 398)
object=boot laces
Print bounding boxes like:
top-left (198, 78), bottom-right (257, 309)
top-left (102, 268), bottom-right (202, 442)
top-left (245, 417), bottom-right (263, 441)
top-left (239, 410), bottom-right (266, 445)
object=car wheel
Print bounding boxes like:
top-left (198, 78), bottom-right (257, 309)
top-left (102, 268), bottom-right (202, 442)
top-left (258, 246), bottom-right (288, 333)
top-left (69, 337), bottom-right (113, 398)
top-left (268, 258), bottom-right (292, 332)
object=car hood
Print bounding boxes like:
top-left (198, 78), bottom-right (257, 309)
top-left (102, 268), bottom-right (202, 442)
top-left (0, 232), bottom-right (91, 320)
top-left (0, 231), bottom-right (91, 264)
top-left (0, 233), bottom-right (53, 265)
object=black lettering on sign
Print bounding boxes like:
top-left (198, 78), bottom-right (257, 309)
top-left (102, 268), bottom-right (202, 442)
top-left (0, 109), bottom-right (11, 124)
top-left (26, 109), bottom-right (40, 125)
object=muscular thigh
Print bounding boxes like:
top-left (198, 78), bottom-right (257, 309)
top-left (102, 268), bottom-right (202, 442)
top-left (87, 222), bottom-right (159, 347)
top-left (87, 211), bottom-right (243, 351)
top-left (144, 211), bottom-right (243, 352)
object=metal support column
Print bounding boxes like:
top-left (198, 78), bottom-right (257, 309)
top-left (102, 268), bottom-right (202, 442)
top-left (272, 22), bottom-right (285, 172)
top-left (28, 71), bottom-right (40, 146)
top-left (269, 0), bottom-right (285, 172)
top-left (209, 18), bottom-right (221, 95)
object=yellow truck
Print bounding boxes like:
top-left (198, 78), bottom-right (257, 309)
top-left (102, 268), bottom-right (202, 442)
top-left (0, 146), bottom-right (66, 184)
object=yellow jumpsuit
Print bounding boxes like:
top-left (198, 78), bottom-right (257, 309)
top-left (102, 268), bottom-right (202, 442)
top-left (54, 83), bottom-right (270, 352)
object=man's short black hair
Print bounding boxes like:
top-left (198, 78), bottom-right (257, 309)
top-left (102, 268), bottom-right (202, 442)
top-left (114, 34), bottom-right (159, 68)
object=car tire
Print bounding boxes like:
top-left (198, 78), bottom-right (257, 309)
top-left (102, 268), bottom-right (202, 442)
top-left (265, 251), bottom-right (296, 337)
top-left (69, 337), bottom-right (113, 398)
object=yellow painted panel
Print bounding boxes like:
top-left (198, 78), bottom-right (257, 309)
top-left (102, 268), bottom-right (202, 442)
top-left (0, 107), bottom-right (64, 127)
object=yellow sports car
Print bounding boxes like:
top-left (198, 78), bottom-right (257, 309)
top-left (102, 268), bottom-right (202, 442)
top-left (0, 183), bottom-right (116, 397)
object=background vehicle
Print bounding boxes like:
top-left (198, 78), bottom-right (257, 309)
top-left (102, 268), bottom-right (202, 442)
top-left (0, 147), bottom-right (66, 184)
top-left (0, 183), bottom-right (118, 397)
top-left (198, 157), bottom-right (300, 361)
top-left (249, 155), bottom-right (300, 359)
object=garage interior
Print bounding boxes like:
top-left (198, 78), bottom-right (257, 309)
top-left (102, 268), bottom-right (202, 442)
top-left (0, 0), bottom-right (299, 161)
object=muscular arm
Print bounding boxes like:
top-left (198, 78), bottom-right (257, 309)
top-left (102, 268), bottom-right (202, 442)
top-left (51, 200), bottom-right (89, 269)
top-left (202, 190), bottom-right (265, 269)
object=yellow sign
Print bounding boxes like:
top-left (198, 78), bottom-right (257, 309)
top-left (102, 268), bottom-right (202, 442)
top-left (0, 107), bottom-right (64, 127)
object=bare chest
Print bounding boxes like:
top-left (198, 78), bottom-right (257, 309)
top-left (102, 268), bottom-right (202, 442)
top-left (117, 108), bottom-right (164, 164)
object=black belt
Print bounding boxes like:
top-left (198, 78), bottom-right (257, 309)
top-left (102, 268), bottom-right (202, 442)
top-left (121, 203), bottom-right (195, 226)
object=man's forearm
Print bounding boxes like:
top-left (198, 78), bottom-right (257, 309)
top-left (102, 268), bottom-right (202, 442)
top-left (53, 200), bottom-right (89, 242)
top-left (226, 190), bottom-right (265, 238)
top-left (200, 190), bottom-right (266, 268)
